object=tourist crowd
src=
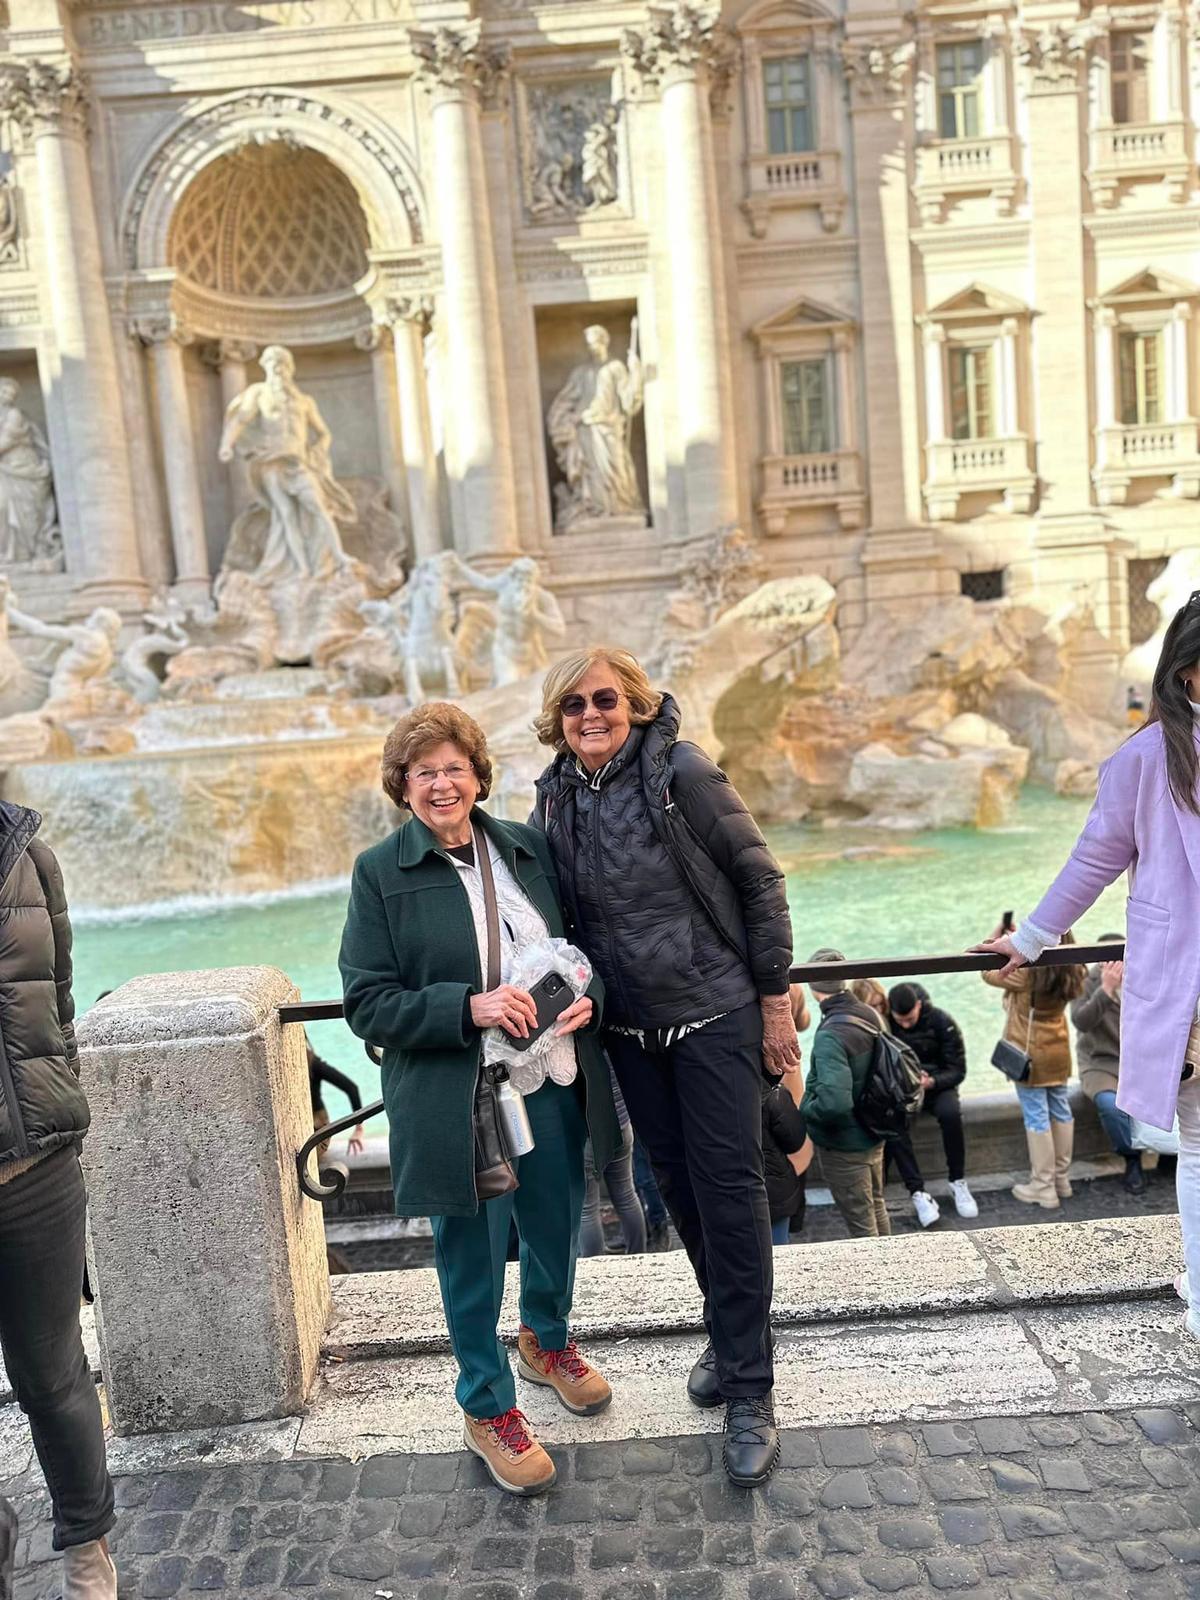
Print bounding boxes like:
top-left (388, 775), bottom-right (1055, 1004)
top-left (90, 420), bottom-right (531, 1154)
top-left (1, 596), bottom-right (1199, 1597)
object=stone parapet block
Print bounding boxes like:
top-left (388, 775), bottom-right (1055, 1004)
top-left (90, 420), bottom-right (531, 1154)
top-left (77, 966), bottom-right (330, 1435)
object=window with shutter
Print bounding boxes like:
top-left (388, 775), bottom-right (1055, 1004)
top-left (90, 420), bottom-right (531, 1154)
top-left (936, 41), bottom-right (984, 139)
top-left (948, 345), bottom-right (994, 439)
top-left (1110, 31), bottom-right (1151, 125)
top-left (780, 358), bottom-right (834, 454)
top-left (1118, 330), bottom-right (1163, 424)
top-left (764, 55), bottom-right (814, 154)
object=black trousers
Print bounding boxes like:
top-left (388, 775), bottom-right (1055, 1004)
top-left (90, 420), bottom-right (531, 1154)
top-left (605, 1001), bottom-right (773, 1397)
top-left (0, 1146), bottom-right (114, 1551)
top-left (888, 1088), bottom-right (966, 1192)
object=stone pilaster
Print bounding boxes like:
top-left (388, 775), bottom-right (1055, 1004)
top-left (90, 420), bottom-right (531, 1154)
top-left (136, 315), bottom-right (210, 603)
top-left (0, 60), bottom-right (147, 608)
top-left (622, 3), bottom-right (740, 536)
top-left (354, 322), bottom-right (408, 543)
top-left (411, 23), bottom-right (519, 563)
top-left (387, 294), bottom-right (442, 563)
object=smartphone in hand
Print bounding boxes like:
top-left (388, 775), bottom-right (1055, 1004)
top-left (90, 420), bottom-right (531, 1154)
top-left (1001, 910), bottom-right (1015, 934)
top-left (509, 971), bottom-right (575, 1052)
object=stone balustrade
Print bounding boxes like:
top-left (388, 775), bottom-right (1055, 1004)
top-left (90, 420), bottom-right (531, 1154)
top-left (1088, 120), bottom-right (1191, 205)
top-left (924, 434), bottom-right (1036, 519)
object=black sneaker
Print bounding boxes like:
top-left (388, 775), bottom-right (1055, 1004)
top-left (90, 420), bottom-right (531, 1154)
top-left (686, 1342), bottom-right (723, 1409)
top-left (722, 1393), bottom-right (779, 1487)
top-left (1123, 1154), bottom-right (1146, 1195)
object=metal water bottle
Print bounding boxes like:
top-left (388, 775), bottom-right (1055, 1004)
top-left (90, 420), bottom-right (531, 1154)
top-left (494, 1066), bottom-right (535, 1157)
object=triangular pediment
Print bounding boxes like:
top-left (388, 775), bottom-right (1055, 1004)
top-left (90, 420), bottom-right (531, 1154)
top-left (740, 0), bottom-right (835, 30)
top-left (927, 282), bottom-right (1028, 319)
top-left (752, 294), bottom-right (854, 340)
top-left (1101, 268), bottom-right (1200, 304)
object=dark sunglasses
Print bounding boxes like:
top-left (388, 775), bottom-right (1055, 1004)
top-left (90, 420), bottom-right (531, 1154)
top-left (560, 688), bottom-right (620, 718)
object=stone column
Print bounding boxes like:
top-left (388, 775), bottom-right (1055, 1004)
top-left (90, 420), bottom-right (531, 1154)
top-left (1167, 302), bottom-right (1192, 421)
top-left (216, 339), bottom-right (258, 516)
top-left (388, 295), bottom-right (442, 562)
top-left (355, 322), bottom-right (408, 535)
top-left (77, 966), bottom-right (330, 1435)
top-left (137, 315), bottom-right (210, 604)
top-left (1094, 307), bottom-right (1117, 429)
top-left (922, 324), bottom-right (946, 442)
top-left (411, 24), bottom-right (519, 563)
top-left (998, 318), bottom-right (1019, 435)
top-left (623, 7), bottom-right (740, 535)
top-left (0, 60), bottom-right (146, 608)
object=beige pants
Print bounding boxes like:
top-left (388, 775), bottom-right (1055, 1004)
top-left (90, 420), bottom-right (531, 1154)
top-left (818, 1145), bottom-right (891, 1238)
top-left (1186, 1018), bottom-right (1200, 1074)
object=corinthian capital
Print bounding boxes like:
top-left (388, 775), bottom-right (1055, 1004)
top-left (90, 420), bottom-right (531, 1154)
top-left (1016, 22), bottom-right (1096, 94)
top-left (410, 23), bottom-right (511, 107)
top-left (621, 2), bottom-right (738, 92)
top-left (132, 313), bottom-right (194, 348)
top-left (840, 36), bottom-right (915, 107)
top-left (386, 293), bottom-right (435, 330)
top-left (0, 60), bottom-right (89, 141)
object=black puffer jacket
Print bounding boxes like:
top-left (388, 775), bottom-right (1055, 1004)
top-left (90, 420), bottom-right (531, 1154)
top-left (0, 802), bottom-right (89, 1166)
top-left (533, 696), bottom-right (792, 1028)
top-left (891, 1001), bottom-right (966, 1095)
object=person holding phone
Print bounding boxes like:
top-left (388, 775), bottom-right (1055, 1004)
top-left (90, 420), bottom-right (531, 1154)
top-left (340, 702), bottom-right (619, 1496)
top-left (532, 648), bottom-right (796, 1487)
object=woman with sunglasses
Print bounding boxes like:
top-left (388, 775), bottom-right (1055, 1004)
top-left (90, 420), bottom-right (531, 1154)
top-left (532, 648), bottom-right (797, 1487)
top-left (975, 591), bottom-right (1200, 1342)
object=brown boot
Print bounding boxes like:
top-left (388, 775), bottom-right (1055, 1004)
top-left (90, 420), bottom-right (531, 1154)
top-left (62, 1536), bottom-right (117, 1600)
top-left (1050, 1118), bottom-right (1074, 1198)
top-left (517, 1325), bottom-right (613, 1416)
top-left (1012, 1128), bottom-right (1059, 1209)
top-left (463, 1407), bottom-right (557, 1496)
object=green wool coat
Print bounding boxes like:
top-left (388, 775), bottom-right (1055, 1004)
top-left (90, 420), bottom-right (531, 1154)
top-left (338, 808), bottom-right (620, 1218)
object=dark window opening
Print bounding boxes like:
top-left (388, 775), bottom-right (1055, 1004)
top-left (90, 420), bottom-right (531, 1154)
top-left (1128, 555), bottom-right (1169, 646)
top-left (960, 569), bottom-right (1006, 602)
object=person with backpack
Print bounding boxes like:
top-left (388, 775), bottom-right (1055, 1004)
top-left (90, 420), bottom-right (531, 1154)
top-left (802, 949), bottom-right (915, 1238)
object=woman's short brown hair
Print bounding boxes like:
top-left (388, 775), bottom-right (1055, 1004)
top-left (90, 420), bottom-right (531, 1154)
top-left (381, 701), bottom-right (493, 810)
top-left (533, 647), bottom-right (664, 754)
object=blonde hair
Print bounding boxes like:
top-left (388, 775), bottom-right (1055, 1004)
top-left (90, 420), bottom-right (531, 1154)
top-left (849, 978), bottom-right (889, 1019)
top-left (534, 647), bottom-right (664, 753)
top-left (380, 701), bottom-right (493, 809)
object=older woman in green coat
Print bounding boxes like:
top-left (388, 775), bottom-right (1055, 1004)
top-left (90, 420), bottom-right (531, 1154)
top-left (339, 701), bottom-right (619, 1497)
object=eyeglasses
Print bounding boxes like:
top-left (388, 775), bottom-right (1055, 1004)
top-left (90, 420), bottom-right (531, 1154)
top-left (407, 763), bottom-right (474, 786)
top-left (560, 688), bottom-right (621, 718)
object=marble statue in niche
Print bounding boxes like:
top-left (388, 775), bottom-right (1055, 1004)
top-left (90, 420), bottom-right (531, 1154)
top-left (0, 176), bottom-right (19, 266)
top-left (524, 79), bottom-right (621, 219)
top-left (218, 344), bottom-right (357, 585)
top-left (547, 320), bottom-right (645, 533)
top-left (0, 380), bottom-right (60, 567)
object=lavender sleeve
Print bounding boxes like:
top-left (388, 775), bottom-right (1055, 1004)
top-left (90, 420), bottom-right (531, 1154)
top-left (1022, 757), bottom-right (1137, 943)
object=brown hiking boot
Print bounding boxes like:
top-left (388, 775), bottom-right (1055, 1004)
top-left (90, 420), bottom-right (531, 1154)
top-left (517, 1324), bottom-right (613, 1416)
top-left (463, 1407), bottom-right (557, 1495)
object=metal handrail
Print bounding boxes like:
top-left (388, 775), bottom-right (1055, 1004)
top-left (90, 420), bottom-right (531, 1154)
top-left (286, 942), bottom-right (1125, 1202)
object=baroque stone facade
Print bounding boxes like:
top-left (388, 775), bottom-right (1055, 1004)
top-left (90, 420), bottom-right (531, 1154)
top-left (0, 0), bottom-right (1196, 677)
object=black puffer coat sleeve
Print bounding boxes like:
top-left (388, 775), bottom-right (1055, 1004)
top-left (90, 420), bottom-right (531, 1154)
top-left (27, 838), bottom-right (78, 1077)
top-left (670, 743), bottom-right (793, 996)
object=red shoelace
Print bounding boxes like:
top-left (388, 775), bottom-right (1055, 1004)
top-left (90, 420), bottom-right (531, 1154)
top-left (488, 1407), bottom-right (533, 1455)
top-left (543, 1340), bottom-right (590, 1382)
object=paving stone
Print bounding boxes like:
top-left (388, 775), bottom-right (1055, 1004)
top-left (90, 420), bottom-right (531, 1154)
top-left (282, 1548), bottom-right (326, 1587)
top-left (809, 1561), bottom-right (859, 1599)
top-left (412, 1452), bottom-right (465, 1493)
top-left (923, 1463), bottom-right (988, 1502)
top-left (313, 1461), bottom-right (359, 1501)
top-left (532, 1585), bottom-right (584, 1600)
top-left (655, 1484), bottom-right (699, 1523)
top-left (471, 1536), bottom-right (529, 1571)
top-left (940, 1509), bottom-right (994, 1547)
top-left (256, 1502), bottom-right (301, 1538)
top-left (139, 1557), bottom-right (190, 1598)
top-left (127, 1513), bottom-right (184, 1555)
top-left (224, 1506), bottom-right (254, 1552)
top-left (240, 1546), bottom-right (283, 1587)
top-left (704, 1527), bottom-right (756, 1566)
top-left (492, 1493), bottom-right (544, 1532)
top-left (1133, 1408), bottom-right (1192, 1445)
top-left (1052, 1544), bottom-right (1110, 1581)
top-left (1080, 1412), bottom-right (1129, 1446)
top-left (1089, 1456), bottom-right (1149, 1490)
top-left (859, 1554), bottom-right (922, 1591)
top-left (458, 1586), bottom-right (522, 1600)
top-left (347, 1500), bottom-right (394, 1539)
top-left (114, 1475), bottom-right (153, 1509)
top-left (328, 1542), bottom-right (394, 1580)
top-left (875, 1468), bottom-right (922, 1506)
top-left (983, 1550), bottom-right (1034, 1579)
top-left (257, 1462), bottom-right (317, 1501)
top-left (1122, 1493), bottom-right (1190, 1533)
top-left (146, 1471), bottom-right (205, 1512)
top-left (445, 1489), bottom-right (489, 1530)
top-left (878, 1517), bottom-right (939, 1551)
top-left (677, 1438), bottom-right (714, 1477)
top-left (875, 1432), bottom-right (918, 1466)
top-left (181, 1508), bottom-right (218, 1548)
top-left (598, 1481), bottom-right (642, 1521)
top-left (624, 1441), bottom-right (675, 1475)
top-left (820, 1470), bottom-right (874, 1510)
top-left (748, 1575), bottom-right (800, 1600)
top-left (1141, 1446), bottom-right (1192, 1488)
top-left (925, 1554), bottom-right (981, 1590)
top-left (763, 1477), bottom-right (814, 1518)
top-left (1117, 1539), bottom-right (1168, 1571)
top-left (358, 1454), bottom-right (411, 1498)
top-left (545, 1486), bottom-right (598, 1525)
top-left (974, 1421), bottom-right (1033, 1456)
top-left (536, 1537), bottom-right (576, 1577)
top-left (1162, 1530), bottom-right (1200, 1562)
top-left (662, 1573), bottom-right (725, 1599)
top-left (643, 1528), bottom-right (698, 1570)
top-left (1026, 1419), bottom-right (1080, 1448)
top-left (765, 1525), bottom-right (807, 1560)
top-left (591, 1529), bottom-right (640, 1569)
top-left (574, 1444), bottom-right (619, 1482)
top-left (923, 1425), bottom-right (976, 1458)
top-left (602, 1585), bottom-right (657, 1600)
top-left (699, 1481), bottom-right (754, 1522)
top-left (987, 1460), bottom-right (1041, 1494)
top-left (393, 1547), bottom-right (453, 1579)
top-left (819, 1427), bottom-right (876, 1467)
top-left (187, 1554), bottom-right (231, 1590)
top-left (1066, 1499), bottom-right (1123, 1538)
top-left (818, 1512), bottom-right (868, 1555)
top-left (1036, 1457), bottom-right (1089, 1492)
top-left (996, 1506), bottom-right (1068, 1540)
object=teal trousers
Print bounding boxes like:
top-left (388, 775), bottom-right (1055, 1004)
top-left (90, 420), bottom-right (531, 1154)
top-left (430, 1077), bottom-right (587, 1419)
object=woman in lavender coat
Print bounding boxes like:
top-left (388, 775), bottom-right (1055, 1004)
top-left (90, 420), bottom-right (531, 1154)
top-left (977, 593), bottom-right (1200, 1341)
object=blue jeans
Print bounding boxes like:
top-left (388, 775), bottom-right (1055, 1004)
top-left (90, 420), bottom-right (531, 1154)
top-left (633, 1135), bottom-right (669, 1230)
top-left (770, 1216), bottom-right (792, 1246)
top-left (1093, 1088), bottom-right (1136, 1157)
top-left (579, 1121), bottom-right (647, 1256)
top-left (1015, 1083), bottom-right (1073, 1133)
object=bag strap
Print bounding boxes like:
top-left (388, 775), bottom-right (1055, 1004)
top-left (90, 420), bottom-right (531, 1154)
top-left (472, 822), bottom-right (502, 992)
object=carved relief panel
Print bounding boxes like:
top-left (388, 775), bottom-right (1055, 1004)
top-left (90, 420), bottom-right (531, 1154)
top-left (517, 74), bottom-right (626, 224)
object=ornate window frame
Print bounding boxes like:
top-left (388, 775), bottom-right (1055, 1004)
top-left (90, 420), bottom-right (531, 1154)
top-left (912, 10), bottom-right (1019, 225)
top-left (1092, 267), bottom-right (1200, 504)
top-left (1086, 5), bottom-right (1191, 206)
top-left (919, 282), bottom-right (1036, 520)
top-left (751, 294), bottom-right (864, 533)
top-left (738, 0), bottom-right (847, 238)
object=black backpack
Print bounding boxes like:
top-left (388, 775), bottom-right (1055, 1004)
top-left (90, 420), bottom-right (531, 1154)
top-left (828, 1015), bottom-right (925, 1141)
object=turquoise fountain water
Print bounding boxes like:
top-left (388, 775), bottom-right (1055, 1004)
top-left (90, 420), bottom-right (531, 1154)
top-left (71, 787), bottom-right (1125, 1131)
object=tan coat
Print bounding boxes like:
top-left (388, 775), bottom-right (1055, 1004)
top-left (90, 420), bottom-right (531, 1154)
top-left (983, 967), bottom-right (1074, 1088)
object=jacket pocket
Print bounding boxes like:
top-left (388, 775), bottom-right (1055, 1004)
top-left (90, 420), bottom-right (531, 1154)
top-left (1123, 898), bottom-right (1170, 1004)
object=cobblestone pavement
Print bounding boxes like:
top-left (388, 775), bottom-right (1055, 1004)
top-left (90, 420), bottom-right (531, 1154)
top-left (6, 1403), bottom-right (1200, 1599)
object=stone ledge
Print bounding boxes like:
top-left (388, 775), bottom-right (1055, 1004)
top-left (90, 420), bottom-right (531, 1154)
top-left (325, 1212), bottom-right (1182, 1361)
top-left (76, 965), bottom-right (299, 1047)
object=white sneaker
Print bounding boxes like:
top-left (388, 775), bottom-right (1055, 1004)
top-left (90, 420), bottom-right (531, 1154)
top-left (912, 1190), bottom-right (940, 1228)
top-left (1176, 1270), bottom-right (1190, 1302)
top-left (948, 1179), bottom-right (978, 1219)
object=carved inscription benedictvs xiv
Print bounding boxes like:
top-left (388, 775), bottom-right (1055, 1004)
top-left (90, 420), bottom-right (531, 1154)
top-left (85, 0), bottom-right (408, 47)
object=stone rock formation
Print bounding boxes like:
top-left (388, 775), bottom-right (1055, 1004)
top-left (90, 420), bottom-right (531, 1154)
top-left (846, 737), bottom-right (1030, 830)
